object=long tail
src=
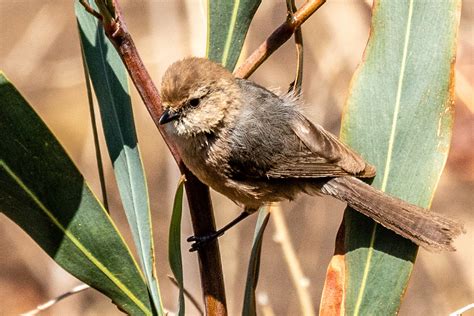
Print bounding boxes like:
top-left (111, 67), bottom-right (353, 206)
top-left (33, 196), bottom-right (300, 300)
top-left (321, 176), bottom-right (464, 252)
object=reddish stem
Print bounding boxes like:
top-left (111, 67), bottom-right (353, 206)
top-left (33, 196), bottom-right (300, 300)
top-left (234, 0), bottom-right (326, 79)
top-left (84, 0), bottom-right (328, 314)
top-left (96, 2), bottom-right (228, 315)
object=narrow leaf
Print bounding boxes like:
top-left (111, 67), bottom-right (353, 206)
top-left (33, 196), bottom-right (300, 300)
top-left (207, 0), bottom-right (261, 70)
top-left (75, 2), bottom-right (163, 314)
top-left (321, 0), bottom-right (461, 314)
top-left (242, 207), bottom-right (271, 316)
top-left (0, 73), bottom-right (153, 316)
top-left (168, 177), bottom-right (186, 316)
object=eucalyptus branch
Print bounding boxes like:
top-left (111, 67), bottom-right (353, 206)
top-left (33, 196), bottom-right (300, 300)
top-left (78, 1), bottom-right (227, 315)
top-left (234, 0), bottom-right (325, 79)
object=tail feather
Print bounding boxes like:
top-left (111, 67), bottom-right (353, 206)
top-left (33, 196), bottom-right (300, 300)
top-left (321, 176), bottom-right (465, 252)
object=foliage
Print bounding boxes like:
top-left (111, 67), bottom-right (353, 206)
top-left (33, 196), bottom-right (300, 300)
top-left (0, 0), bottom-right (461, 315)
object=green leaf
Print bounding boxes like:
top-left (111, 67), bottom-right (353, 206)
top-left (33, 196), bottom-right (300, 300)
top-left (242, 207), bottom-right (271, 316)
top-left (207, 0), bottom-right (261, 70)
top-left (168, 177), bottom-right (185, 316)
top-left (321, 0), bottom-right (461, 314)
top-left (75, 3), bottom-right (163, 314)
top-left (0, 73), bottom-right (153, 316)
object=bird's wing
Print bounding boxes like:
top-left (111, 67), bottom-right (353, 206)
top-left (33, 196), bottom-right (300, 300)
top-left (265, 114), bottom-right (375, 179)
top-left (226, 80), bottom-right (375, 181)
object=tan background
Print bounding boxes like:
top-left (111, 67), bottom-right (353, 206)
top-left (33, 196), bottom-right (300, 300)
top-left (0, 1), bottom-right (472, 315)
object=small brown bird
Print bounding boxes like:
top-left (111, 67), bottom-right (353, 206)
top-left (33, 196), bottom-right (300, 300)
top-left (159, 57), bottom-right (463, 252)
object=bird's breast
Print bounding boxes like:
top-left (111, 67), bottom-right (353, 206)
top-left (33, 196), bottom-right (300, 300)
top-left (175, 133), bottom-right (227, 185)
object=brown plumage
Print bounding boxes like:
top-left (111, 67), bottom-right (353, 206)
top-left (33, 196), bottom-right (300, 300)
top-left (159, 57), bottom-right (464, 252)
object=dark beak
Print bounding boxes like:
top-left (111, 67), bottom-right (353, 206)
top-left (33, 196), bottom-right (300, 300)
top-left (159, 108), bottom-right (180, 125)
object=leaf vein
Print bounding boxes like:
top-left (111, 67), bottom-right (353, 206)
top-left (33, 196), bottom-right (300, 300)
top-left (353, 0), bottom-right (414, 314)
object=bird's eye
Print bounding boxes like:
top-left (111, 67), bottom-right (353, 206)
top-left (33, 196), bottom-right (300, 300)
top-left (188, 98), bottom-right (200, 108)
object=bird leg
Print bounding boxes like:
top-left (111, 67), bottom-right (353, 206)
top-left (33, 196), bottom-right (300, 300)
top-left (187, 210), bottom-right (253, 252)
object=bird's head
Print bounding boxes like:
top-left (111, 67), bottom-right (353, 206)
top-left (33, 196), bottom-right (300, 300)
top-left (160, 57), bottom-right (240, 136)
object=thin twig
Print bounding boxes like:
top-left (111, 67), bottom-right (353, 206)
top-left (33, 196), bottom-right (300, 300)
top-left (286, 0), bottom-right (304, 95)
top-left (449, 303), bottom-right (474, 316)
top-left (21, 284), bottom-right (90, 316)
top-left (234, 0), bottom-right (325, 79)
top-left (79, 0), bottom-right (227, 314)
top-left (271, 204), bottom-right (315, 316)
top-left (79, 0), bottom-right (103, 20)
top-left (168, 275), bottom-right (204, 316)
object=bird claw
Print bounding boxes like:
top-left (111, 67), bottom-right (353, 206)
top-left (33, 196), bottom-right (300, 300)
top-left (186, 211), bottom-right (251, 251)
top-left (187, 233), bottom-right (221, 252)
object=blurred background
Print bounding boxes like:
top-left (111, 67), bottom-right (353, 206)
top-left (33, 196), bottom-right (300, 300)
top-left (0, 1), bottom-right (472, 315)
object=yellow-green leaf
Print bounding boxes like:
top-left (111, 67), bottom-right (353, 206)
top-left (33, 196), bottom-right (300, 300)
top-left (207, 0), bottom-right (261, 70)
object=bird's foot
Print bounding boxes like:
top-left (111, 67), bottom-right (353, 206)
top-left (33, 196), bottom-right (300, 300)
top-left (186, 211), bottom-right (253, 252)
top-left (187, 231), bottom-right (223, 252)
